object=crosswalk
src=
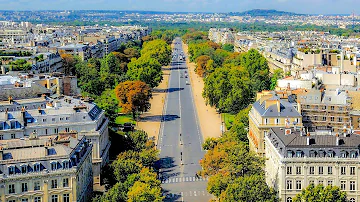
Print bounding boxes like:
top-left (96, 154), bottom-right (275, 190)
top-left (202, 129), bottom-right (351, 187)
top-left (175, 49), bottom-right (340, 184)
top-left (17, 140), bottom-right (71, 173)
top-left (161, 176), bottom-right (208, 184)
top-left (163, 190), bottom-right (212, 199)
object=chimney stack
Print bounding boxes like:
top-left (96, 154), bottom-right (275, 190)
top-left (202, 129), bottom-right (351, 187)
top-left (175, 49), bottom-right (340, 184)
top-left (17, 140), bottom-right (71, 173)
top-left (0, 147), bottom-right (3, 160)
top-left (21, 107), bottom-right (27, 126)
top-left (336, 133), bottom-right (340, 146)
top-left (8, 96), bottom-right (13, 104)
top-left (4, 109), bottom-right (8, 120)
top-left (306, 133), bottom-right (311, 145)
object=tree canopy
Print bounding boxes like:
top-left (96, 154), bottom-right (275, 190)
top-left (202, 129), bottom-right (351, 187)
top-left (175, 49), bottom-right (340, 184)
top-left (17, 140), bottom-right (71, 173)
top-left (293, 184), bottom-right (347, 202)
top-left (115, 81), bottom-right (152, 119)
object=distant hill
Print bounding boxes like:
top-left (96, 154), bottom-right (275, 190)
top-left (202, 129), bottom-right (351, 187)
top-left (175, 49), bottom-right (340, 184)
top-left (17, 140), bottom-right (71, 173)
top-left (229, 9), bottom-right (303, 16)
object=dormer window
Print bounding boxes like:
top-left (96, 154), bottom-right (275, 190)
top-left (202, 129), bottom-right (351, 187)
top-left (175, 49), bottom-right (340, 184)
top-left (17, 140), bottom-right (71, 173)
top-left (327, 150), bottom-right (334, 157)
top-left (350, 151), bottom-right (357, 158)
top-left (21, 165), bottom-right (27, 173)
top-left (287, 150), bottom-right (293, 158)
top-left (296, 150), bottom-right (303, 157)
top-left (340, 151), bottom-right (348, 158)
top-left (63, 161), bottom-right (69, 169)
top-left (8, 166), bottom-right (15, 175)
top-left (34, 163), bottom-right (41, 172)
top-left (51, 162), bottom-right (57, 170)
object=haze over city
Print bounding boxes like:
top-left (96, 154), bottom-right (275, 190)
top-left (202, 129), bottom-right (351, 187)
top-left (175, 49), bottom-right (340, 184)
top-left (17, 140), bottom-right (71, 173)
top-left (0, 0), bottom-right (358, 14)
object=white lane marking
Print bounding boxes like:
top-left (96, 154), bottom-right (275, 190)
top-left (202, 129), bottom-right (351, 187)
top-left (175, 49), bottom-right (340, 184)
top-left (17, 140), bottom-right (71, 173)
top-left (202, 191), bottom-right (205, 196)
top-left (194, 191), bottom-right (197, 197)
top-left (189, 191), bottom-right (192, 197)
top-left (181, 192), bottom-right (184, 202)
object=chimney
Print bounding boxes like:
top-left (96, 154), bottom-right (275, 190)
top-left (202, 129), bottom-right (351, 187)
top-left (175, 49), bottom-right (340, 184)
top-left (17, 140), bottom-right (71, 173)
top-left (8, 96), bottom-right (13, 104)
top-left (41, 94), bottom-right (47, 100)
top-left (276, 100), bottom-right (280, 113)
top-left (4, 109), bottom-right (8, 120)
top-left (44, 146), bottom-right (48, 156)
top-left (38, 107), bottom-right (42, 114)
top-left (0, 147), bottom-right (3, 160)
top-left (336, 133), bottom-right (340, 146)
top-left (306, 133), bottom-right (311, 145)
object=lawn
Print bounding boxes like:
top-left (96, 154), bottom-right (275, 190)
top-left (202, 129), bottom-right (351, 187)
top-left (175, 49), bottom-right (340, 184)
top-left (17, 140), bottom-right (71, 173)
top-left (222, 113), bottom-right (236, 130)
top-left (115, 114), bottom-right (136, 125)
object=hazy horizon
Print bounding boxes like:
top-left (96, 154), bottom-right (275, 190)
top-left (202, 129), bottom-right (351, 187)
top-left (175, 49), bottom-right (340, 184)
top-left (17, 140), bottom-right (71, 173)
top-left (0, 0), bottom-right (358, 15)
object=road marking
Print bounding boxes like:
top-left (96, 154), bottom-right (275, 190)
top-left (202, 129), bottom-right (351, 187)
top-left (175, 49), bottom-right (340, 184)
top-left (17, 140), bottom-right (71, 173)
top-left (202, 191), bottom-right (205, 196)
top-left (181, 192), bottom-right (184, 202)
top-left (189, 191), bottom-right (192, 196)
top-left (194, 191), bottom-right (197, 197)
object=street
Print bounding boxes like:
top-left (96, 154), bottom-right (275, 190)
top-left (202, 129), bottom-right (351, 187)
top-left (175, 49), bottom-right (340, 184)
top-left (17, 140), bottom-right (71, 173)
top-left (157, 37), bottom-right (212, 202)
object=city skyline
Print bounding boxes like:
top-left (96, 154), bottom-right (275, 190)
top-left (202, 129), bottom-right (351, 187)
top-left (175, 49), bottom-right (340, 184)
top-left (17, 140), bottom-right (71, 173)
top-left (0, 0), bottom-right (358, 15)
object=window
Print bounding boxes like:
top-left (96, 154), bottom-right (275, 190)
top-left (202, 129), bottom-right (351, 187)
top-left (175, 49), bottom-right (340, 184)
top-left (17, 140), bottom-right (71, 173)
top-left (331, 106), bottom-right (335, 110)
top-left (287, 197), bottom-right (292, 202)
top-left (63, 194), bottom-right (70, 202)
top-left (341, 166), bottom-right (346, 175)
top-left (8, 184), bottom-right (15, 194)
top-left (11, 133), bottom-right (15, 139)
top-left (287, 166), bottom-right (292, 175)
top-left (286, 180), bottom-right (292, 190)
top-left (34, 163), bottom-right (40, 172)
top-left (296, 151), bottom-right (303, 157)
top-left (350, 198), bottom-right (356, 202)
top-left (51, 195), bottom-right (58, 202)
top-left (0, 134), bottom-right (3, 140)
top-left (21, 165), bottom-right (27, 173)
top-left (60, 117), bottom-right (64, 121)
top-left (9, 200), bottom-right (16, 202)
top-left (322, 117), bottom-right (326, 121)
top-left (51, 162), bottom-right (57, 170)
top-left (45, 129), bottom-right (48, 135)
top-left (339, 107), bottom-right (343, 111)
top-left (341, 181), bottom-right (346, 190)
top-left (350, 167), bottom-right (355, 175)
top-left (328, 180), bottom-right (333, 186)
top-left (331, 117), bottom-right (335, 121)
top-left (21, 183), bottom-right (28, 192)
top-left (34, 197), bottom-right (41, 202)
top-left (34, 181), bottom-right (40, 191)
top-left (65, 128), bottom-right (70, 132)
top-left (319, 166), bottom-right (323, 175)
top-left (318, 180), bottom-right (323, 185)
top-left (350, 181), bottom-right (356, 191)
top-left (309, 180), bottom-right (314, 185)
top-left (63, 178), bottom-right (69, 188)
top-left (63, 161), bottom-right (69, 169)
top-left (287, 151), bottom-right (293, 158)
top-left (42, 119), bottom-right (46, 122)
top-left (54, 128), bottom-right (58, 134)
top-left (275, 119), bottom-right (280, 125)
top-left (338, 117), bottom-right (343, 122)
top-left (8, 166), bottom-right (15, 175)
top-left (309, 166), bottom-right (315, 174)
top-left (328, 166), bottom-right (333, 175)
top-left (66, 117), bottom-right (70, 120)
top-left (296, 180), bottom-right (302, 190)
top-left (296, 166), bottom-right (301, 174)
top-left (52, 118), bottom-right (55, 122)
top-left (21, 199), bottom-right (28, 202)
top-left (51, 179), bottom-right (58, 189)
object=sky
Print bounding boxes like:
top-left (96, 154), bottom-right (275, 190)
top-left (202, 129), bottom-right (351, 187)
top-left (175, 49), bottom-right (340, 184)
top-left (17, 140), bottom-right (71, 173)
top-left (0, 0), bottom-right (357, 15)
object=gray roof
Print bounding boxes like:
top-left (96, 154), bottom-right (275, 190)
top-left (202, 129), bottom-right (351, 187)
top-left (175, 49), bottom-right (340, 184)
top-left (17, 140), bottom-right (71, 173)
top-left (252, 95), bottom-right (301, 118)
top-left (270, 127), bottom-right (360, 149)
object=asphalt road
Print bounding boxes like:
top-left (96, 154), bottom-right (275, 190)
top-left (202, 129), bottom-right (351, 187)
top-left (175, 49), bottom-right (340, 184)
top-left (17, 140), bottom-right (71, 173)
top-left (157, 38), bottom-right (212, 202)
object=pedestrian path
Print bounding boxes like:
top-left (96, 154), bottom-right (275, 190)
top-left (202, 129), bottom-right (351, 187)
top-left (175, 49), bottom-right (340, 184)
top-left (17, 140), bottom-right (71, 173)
top-left (161, 176), bottom-right (208, 184)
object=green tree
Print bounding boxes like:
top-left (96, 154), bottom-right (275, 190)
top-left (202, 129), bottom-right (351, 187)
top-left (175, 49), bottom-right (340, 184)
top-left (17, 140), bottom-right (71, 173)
top-left (270, 68), bottom-right (284, 90)
top-left (219, 175), bottom-right (278, 202)
top-left (127, 56), bottom-right (163, 88)
top-left (127, 181), bottom-right (163, 202)
top-left (75, 61), bottom-right (104, 96)
top-left (141, 39), bottom-right (171, 66)
top-left (222, 44), bottom-right (234, 52)
top-left (293, 184), bottom-right (347, 202)
top-left (95, 89), bottom-right (119, 122)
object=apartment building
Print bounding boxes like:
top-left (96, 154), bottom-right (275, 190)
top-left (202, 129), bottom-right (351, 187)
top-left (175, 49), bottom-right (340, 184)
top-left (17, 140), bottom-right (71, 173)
top-left (0, 73), bottom-right (79, 101)
top-left (0, 135), bottom-right (93, 202)
top-left (297, 89), bottom-right (352, 133)
top-left (265, 127), bottom-right (360, 202)
top-left (31, 52), bottom-right (63, 74)
top-left (248, 91), bottom-right (302, 155)
top-left (0, 95), bottom-right (110, 185)
top-left (57, 44), bottom-right (91, 61)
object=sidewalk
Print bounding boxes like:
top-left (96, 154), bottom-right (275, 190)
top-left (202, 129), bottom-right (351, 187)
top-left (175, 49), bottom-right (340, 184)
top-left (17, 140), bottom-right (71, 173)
top-left (182, 42), bottom-right (222, 140)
